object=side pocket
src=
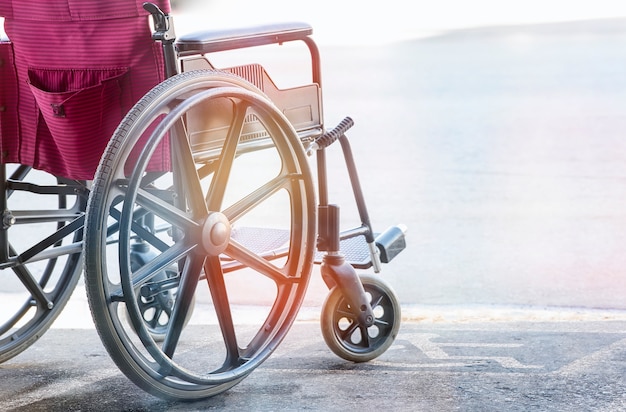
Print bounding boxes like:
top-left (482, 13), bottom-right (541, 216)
top-left (27, 67), bottom-right (131, 171)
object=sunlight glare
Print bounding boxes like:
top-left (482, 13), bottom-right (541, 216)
top-left (172, 0), bottom-right (626, 45)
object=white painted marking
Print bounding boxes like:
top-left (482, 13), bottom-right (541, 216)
top-left (402, 333), bottom-right (544, 369)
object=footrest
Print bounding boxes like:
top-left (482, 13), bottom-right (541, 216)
top-left (230, 225), bottom-right (407, 268)
top-left (230, 227), bottom-right (290, 255)
top-left (230, 226), bottom-right (374, 269)
top-left (314, 236), bottom-right (373, 269)
top-left (375, 225), bottom-right (407, 263)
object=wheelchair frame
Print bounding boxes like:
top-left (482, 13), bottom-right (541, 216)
top-left (0, 2), bottom-right (406, 401)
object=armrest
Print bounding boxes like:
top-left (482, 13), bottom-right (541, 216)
top-left (176, 22), bottom-right (313, 56)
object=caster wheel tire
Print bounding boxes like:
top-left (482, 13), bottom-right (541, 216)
top-left (321, 273), bottom-right (401, 362)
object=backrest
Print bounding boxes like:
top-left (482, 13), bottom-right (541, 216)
top-left (0, 0), bottom-right (170, 180)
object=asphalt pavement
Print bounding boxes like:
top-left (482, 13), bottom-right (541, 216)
top-left (1, 317), bottom-right (625, 411)
top-left (1, 280), bottom-right (626, 411)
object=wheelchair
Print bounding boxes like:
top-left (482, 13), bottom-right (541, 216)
top-left (1, 1), bottom-right (407, 401)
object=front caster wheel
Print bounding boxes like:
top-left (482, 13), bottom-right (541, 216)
top-left (321, 273), bottom-right (400, 362)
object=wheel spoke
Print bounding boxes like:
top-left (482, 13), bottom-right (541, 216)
top-left (340, 319), bottom-right (360, 342)
top-left (370, 292), bottom-right (391, 327)
top-left (139, 296), bottom-right (165, 329)
top-left (146, 306), bottom-right (164, 329)
top-left (170, 119), bottom-right (209, 218)
top-left (106, 201), bottom-right (170, 253)
top-left (204, 255), bottom-right (241, 369)
top-left (134, 185), bottom-right (200, 232)
top-left (14, 215), bottom-right (84, 264)
top-left (161, 254), bottom-right (204, 358)
top-left (360, 324), bottom-right (372, 347)
top-left (222, 173), bottom-right (300, 223)
top-left (12, 263), bottom-right (53, 310)
top-left (206, 100), bottom-right (249, 211)
top-left (224, 240), bottom-right (293, 284)
top-left (109, 242), bottom-right (196, 301)
top-left (370, 292), bottom-right (383, 308)
top-left (336, 305), bottom-right (355, 319)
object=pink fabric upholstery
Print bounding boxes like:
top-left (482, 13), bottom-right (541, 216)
top-left (0, 0), bottom-right (170, 179)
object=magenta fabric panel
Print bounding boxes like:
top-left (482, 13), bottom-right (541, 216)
top-left (0, 1), bottom-right (11, 18)
top-left (0, 0), bottom-right (170, 21)
top-left (0, 41), bottom-right (19, 160)
top-left (1, 0), bottom-right (171, 179)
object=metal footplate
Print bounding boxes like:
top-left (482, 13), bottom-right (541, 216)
top-left (316, 224), bottom-right (407, 267)
top-left (229, 225), bottom-right (406, 269)
top-left (229, 227), bottom-right (291, 255)
top-left (315, 236), bottom-right (373, 268)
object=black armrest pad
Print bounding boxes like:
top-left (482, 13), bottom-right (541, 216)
top-left (176, 22), bottom-right (313, 55)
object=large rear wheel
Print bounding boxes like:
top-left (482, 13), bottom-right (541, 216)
top-left (84, 70), bottom-right (316, 400)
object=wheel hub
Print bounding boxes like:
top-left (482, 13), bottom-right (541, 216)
top-left (201, 212), bottom-right (231, 255)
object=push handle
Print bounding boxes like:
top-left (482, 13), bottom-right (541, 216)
top-left (143, 2), bottom-right (178, 77)
top-left (143, 2), bottom-right (175, 42)
top-left (309, 117), bottom-right (354, 152)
